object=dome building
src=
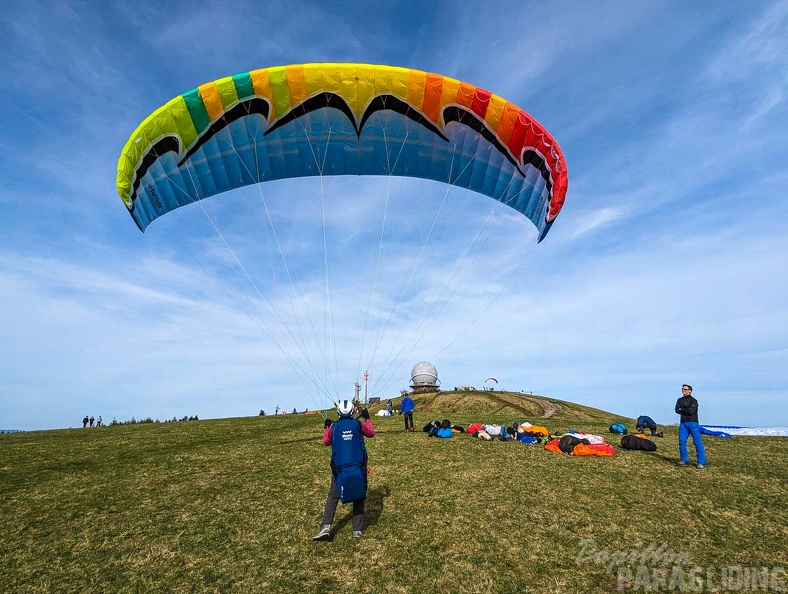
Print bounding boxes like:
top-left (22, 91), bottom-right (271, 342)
top-left (410, 361), bottom-right (440, 392)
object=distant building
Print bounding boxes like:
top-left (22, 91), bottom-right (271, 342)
top-left (458, 385), bottom-right (476, 391)
top-left (410, 361), bottom-right (440, 392)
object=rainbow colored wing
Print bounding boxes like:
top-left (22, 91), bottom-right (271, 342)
top-left (117, 63), bottom-right (568, 241)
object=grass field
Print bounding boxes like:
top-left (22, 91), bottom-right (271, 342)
top-left (1, 394), bottom-right (786, 593)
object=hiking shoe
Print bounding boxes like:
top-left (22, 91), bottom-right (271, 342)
top-left (312, 525), bottom-right (331, 541)
top-left (352, 530), bottom-right (363, 538)
top-left (677, 461), bottom-right (687, 466)
top-left (697, 464), bottom-right (705, 469)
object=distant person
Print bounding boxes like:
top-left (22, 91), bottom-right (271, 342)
top-left (89, 416), bottom-right (95, 427)
top-left (675, 384), bottom-right (707, 468)
top-left (401, 394), bottom-right (415, 432)
top-left (82, 415), bottom-right (89, 428)
top-left (275, 405), bottom-right (280, 416)
top-left (635, 415), bottom-right (661, 437)
top-left (96, 416), bottom-right (103, 427)
top-left (386, 399), bottom-right (393, 414)
top-left (312, 400), bottom-right (375, 541)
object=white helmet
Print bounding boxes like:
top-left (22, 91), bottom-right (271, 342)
top-left (336, 399), bottom-right (354, 418)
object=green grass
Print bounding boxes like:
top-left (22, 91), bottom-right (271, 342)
top-left (1, 402), bottom-right (786, 593)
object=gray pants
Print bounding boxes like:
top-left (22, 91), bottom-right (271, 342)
top-left (321, 475), bottom-right (365, 532)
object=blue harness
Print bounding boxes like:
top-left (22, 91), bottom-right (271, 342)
top-left (330, 418), bottom-right (368, 503)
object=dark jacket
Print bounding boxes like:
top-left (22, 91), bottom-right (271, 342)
top-left (636, 416), bottom-right (657, 430)
top-left (675, 395), bottom-right (699, 423)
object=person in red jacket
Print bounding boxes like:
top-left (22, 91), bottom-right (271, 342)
top-left (312, 400), bottom-right (375, 541)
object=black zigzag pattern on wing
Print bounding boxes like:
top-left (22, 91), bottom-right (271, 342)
top-left (265, 92), bottom-right (358, 136)
top-left (442, 106), bottom-right (524, 176)
top-left (130, 98), bottom-right (271, 208)
top-left (178, 98), bottom-right (270, 166)
top-left (129, 136), bottom-right (180, 210)
top-left (359, 94), bottom-right (449, 141)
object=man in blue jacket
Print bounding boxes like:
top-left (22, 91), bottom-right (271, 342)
top-left (635, 415), bottom-right (660, 436)
top-left (675, 384), bottom-right (707, 469)
top-left (401, 394), bottom-right (415, 432)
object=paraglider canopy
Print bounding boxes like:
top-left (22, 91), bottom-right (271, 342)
top-left (115, 63), bottom-right (568, 410)
top-left (117, 63), bottom-right (568, 241)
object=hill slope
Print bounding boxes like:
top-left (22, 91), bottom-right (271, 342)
top-left (370, 390), bottom-right (629, 424)
top-left (1, 402), bottom-right (785, 593)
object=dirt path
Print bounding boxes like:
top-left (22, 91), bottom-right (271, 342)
top-left (519, 396), bottom-right (562, 418)
top-left (485, 393), bottom-right (534, 417)
top-left (485, 393), bottom-right (562, 418)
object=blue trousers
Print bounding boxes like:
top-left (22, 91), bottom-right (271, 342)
top-left (679, 421), bottom-right (707, 465)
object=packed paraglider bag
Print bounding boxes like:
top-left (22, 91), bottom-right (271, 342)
top-left (423, 420), bottom-right (441, 437)
top-left (609, 423), bottom-right (628, 435)
top-left (621, 434), bottom-right (657, 452)
top-left (436, 419), bottom-right (454, 438)
top-left (558, 434), bottom-right (589, 454)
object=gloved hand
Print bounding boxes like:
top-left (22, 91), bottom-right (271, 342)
top-left (324, 418), bottom-right (333, 429)
top-left (360, 408), bottom-right (370, 420)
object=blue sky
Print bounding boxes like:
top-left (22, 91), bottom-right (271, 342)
top-left (2, 0), bottom-right (787, 430)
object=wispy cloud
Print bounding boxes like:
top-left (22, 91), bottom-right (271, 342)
top-left (1, 1), bottom-right (787, 430)
top-left (568, 207), bottom-right (627, 239)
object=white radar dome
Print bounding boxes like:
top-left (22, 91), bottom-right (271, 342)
top-left (410, 361), bottom-right (440, 388)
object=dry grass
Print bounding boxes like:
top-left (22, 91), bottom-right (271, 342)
top-left (1, 408), bottom-right (786, 593)
top-left (372, 390), bottom-right (623, 422)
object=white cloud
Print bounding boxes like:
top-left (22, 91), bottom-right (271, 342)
top-left (704, 0), bottom-right (788, 83)
top-left (568, 207), bottom-right (627, 239)
top-left (1, 1), bottom-right (787, 431)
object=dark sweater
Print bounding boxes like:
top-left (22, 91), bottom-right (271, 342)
top-left (675, 395), bottom-right (699, 423)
